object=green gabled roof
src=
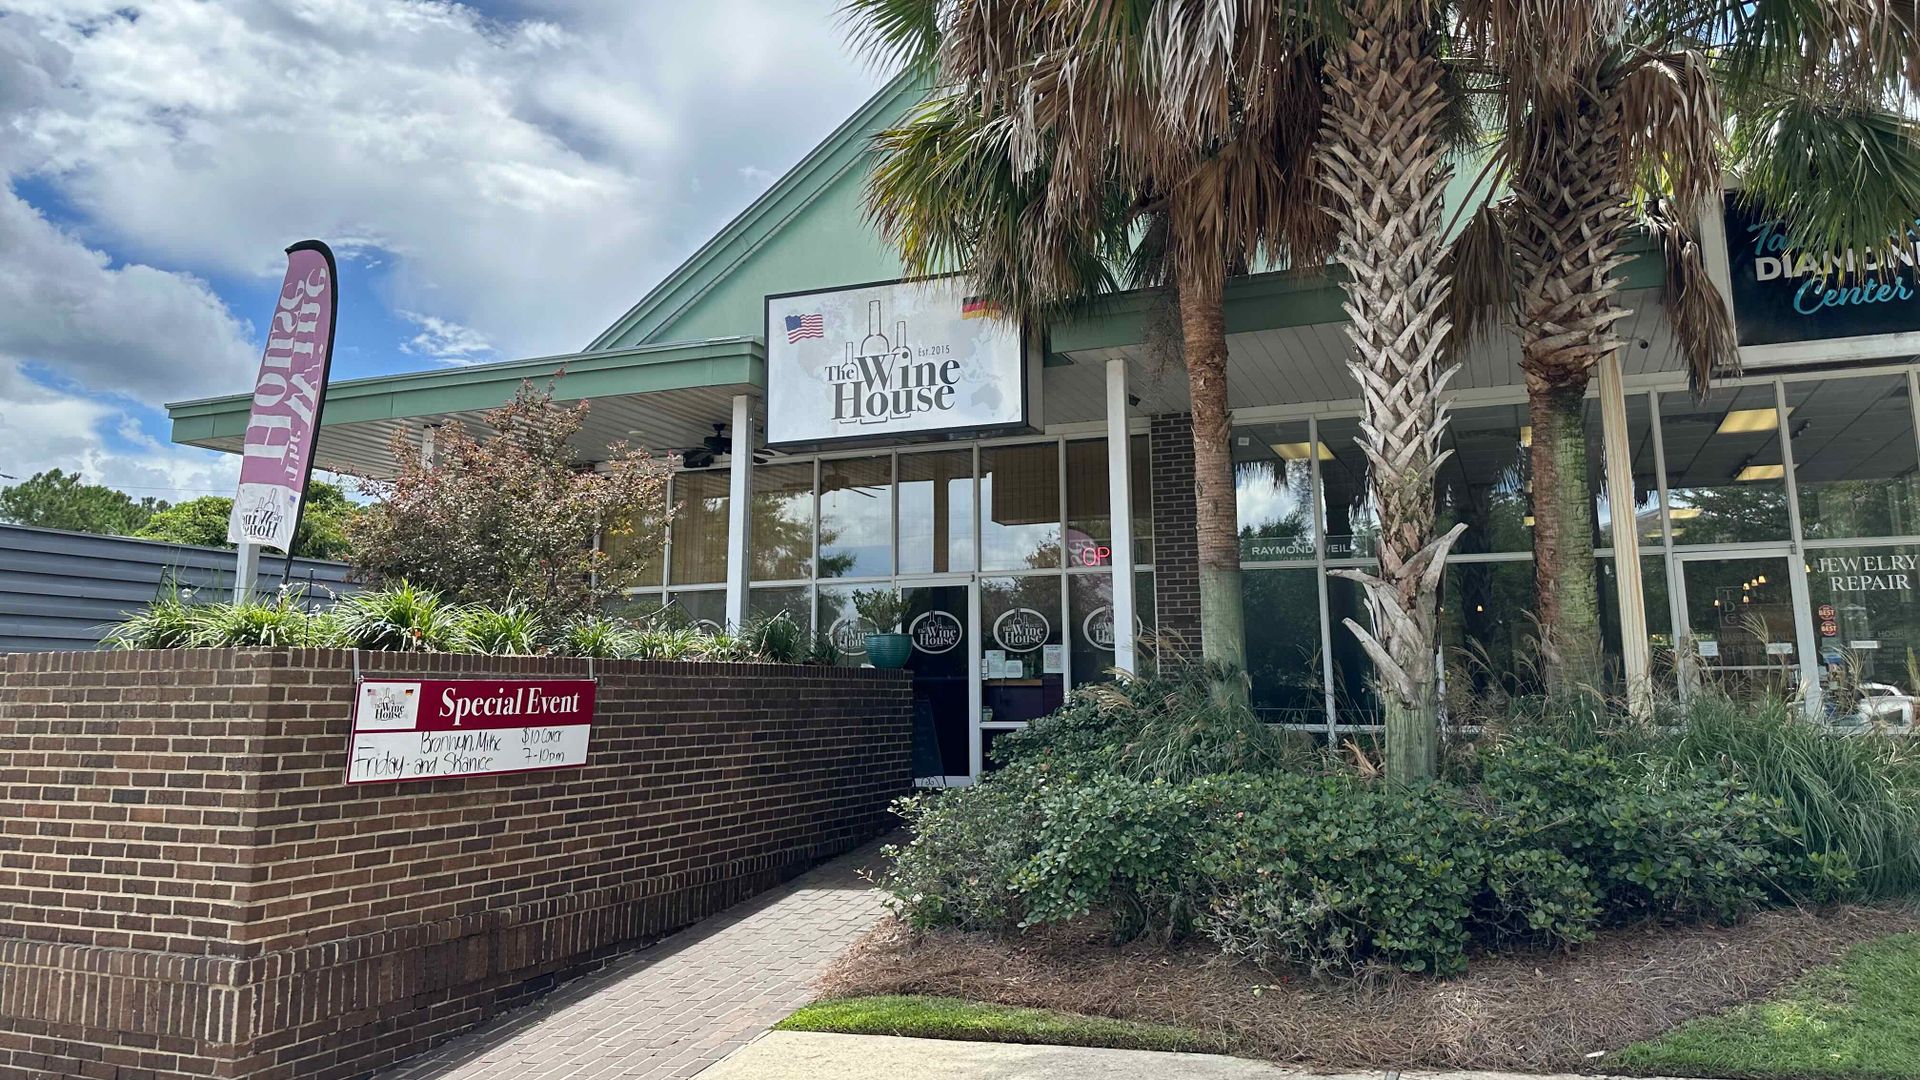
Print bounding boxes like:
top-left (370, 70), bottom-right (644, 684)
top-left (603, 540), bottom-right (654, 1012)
top-left (586, 71), bottom-right (926, 351)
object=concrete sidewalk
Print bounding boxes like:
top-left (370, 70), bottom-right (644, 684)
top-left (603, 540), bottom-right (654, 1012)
top-left (697, 1031), bottom-right (1627, 1080)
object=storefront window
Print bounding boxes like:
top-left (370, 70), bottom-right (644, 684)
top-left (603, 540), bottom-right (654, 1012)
top-left (1788, 376), bottom-right (1920, 541)
top-left (1068, 574), bottom-right (1118, 688)
top-left (819, 456), bottom-right (892, 579)
top-left (1063, 438), bottom-right (1153, 569)
top-left (1241, 567), bottom-right (1323, 723)
top-left (981, 574), bottom-right (1064, 721)
top-left (1318, 416), bottom-right (1379, 560)
top-left (1437, 404), bottom-right (1535, 555)
top-left (603, 501), bottom-right (668, 590)
top-left (1233, 421), bottom-right (1317, 563)
top-left (816, 585), bottom-right (866, 665)
top-left (749, 585), bottom-right (812, 629)
top-left (981, 443), bottom-right (1061, 570)
top-left (750, 463), bottom-right (814, 581)
top-left (1439, 559), bottom-right (1538, 703)
top-left (1807, 543), bottom-right (1919, 727)
top-left (1661, 384), bottom-right (1791, 544)
top-left (1599, 556), bottom-right (1675, 691)
top-left (668, 470), bottom-right (729, 585)
top-left (897, 449), bottom-right (975, 575)
top-left (1593, 394), bottom-right (1662, 548)
top-left (664, 588), bottom-right (726, 633)
top-left (1326, 575), bottom-right (1381, 724)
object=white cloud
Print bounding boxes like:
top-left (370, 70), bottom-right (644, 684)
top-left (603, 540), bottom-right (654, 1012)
top-left (0, 186), bottom-right (258, 401)
top-left (400, 311), bottom-right (494, 364)
top-left (0, 360), bottom-right (239, 500)
top-left (6, 0), bottom-right (889, 359)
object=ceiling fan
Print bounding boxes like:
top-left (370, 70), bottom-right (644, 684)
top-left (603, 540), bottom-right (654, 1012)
top-left (675, 423), bottom-right (732, 469)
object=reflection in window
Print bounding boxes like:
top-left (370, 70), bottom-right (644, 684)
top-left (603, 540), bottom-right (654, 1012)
top-left (1439, 560), bottom-right (1538, 703)
top-left (664, 589), bottom-right (726, 633)
top-left (898, 450), bottom-right (976, 574)
top-left (1233, 421), bottom-right (1317, 562)
top-left (1063, 438), bottom-right (1155, 568)
top-left (1661, 385), bottom-right (1790, 544)
top-left (1317, 416), bottom-right (1379, 560)
top-left (980, 574), bottom-right (1064, 721)
top-left (748, 585), bottom-right (812, 630)
top-left (1807, 543), bottom-right (1919, 729)
top-left (1593, 394), bottom-right (1663, 548)
top-left (1326, 575), bottom-right (1381, 724)
top-left (816, 585), bottom-right (867, 666)
top-left (819, 457), bottom-right (892, 579)
top-left (750, 463), bottom-right (814, 581)
top-left (668, 470), bottom-right (729, 585)
top-left (1599, 556), bottom-right (1675, 692)
top-left (1789, 377), bottom-right (1920, 541)
top-left (1242, 567), bottom-right (1323, 722)
top-left (981, 444), bottom-right (1061, 570)
top-left (1436, 404), bottom-right (1534, 555)
top-left (1067, 574), bottom-right (1117, 688)
top-left (603, 499), bottom-right (668, 589)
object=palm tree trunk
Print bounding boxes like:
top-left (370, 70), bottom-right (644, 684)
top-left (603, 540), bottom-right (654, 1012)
top-left (1178, 261), bottom-right (1247, 702)
top-left (1511, 82), bottom-right (1633, 698)
top-left (1318, 0), bottom-right (1463, 781)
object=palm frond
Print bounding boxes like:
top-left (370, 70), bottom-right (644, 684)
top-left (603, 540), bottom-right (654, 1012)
top-left (1615, 47), bottom-right (1723, 223)
top-left (839, 0), bottom-right (944, 72)
top-left (1444, 198), bottom-right (1517, 356)
top-left (1645, 201), bottom-right (1738, 394)
top-left (1729, 91), bottom-right (1920, 264)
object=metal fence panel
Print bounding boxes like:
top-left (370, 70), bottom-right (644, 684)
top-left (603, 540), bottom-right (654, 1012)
top-left (0, 524), bottom-right (355, 652)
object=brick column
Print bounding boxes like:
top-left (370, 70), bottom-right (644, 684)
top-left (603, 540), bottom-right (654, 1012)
top-left (1149, 413), bottom-right (1202, 659)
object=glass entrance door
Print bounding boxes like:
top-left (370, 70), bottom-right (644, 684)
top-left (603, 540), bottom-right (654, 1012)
top-left (1676, 553), bottom-right (1804, 701)
top-left (899, 581), bottom-right (973, 786)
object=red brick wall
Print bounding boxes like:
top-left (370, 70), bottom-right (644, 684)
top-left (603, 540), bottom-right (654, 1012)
top-left (1149, 413), bottom-right (1202, 652)
top-left (0, 648), bottom-right (911, 1080)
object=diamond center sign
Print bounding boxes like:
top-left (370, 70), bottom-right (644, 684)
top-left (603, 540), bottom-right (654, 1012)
top-left (347, 678), bottom-right (596, 784)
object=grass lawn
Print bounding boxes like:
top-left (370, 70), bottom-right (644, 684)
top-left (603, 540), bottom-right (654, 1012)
top-left (776, 994), bottom-right (1230, 1055)
top-left (1611, 933), bottom-right (1920, 1080)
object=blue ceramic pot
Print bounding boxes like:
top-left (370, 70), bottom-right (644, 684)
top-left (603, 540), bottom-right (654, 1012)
top-left (865, 632), bottom-right (912, 669)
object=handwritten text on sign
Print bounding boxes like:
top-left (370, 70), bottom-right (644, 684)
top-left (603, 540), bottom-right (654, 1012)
top-left (346, 678), bottom-right (596, 784)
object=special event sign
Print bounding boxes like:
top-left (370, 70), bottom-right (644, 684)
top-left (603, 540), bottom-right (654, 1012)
top-left (1723, 195), bottom-right (1920, 348)
top-left (765, 277), bottom-right (1028, 446)
top-left (346, 678), bottom-right (595, 784)
top-left (229, 241), bottom-right (338, 552)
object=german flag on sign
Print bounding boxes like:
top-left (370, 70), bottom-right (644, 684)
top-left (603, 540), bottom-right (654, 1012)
top-left (961, 295), bottom-right (998, 319)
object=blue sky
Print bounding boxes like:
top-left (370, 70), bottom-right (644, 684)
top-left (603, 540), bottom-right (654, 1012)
top-left (0, 0), bottom-right (888, 499)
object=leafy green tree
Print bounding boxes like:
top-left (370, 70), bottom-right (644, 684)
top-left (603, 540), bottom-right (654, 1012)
top-left (135, 481), bottom-right (358, 560)
top-left (0, 469), bottom-right (166, 535)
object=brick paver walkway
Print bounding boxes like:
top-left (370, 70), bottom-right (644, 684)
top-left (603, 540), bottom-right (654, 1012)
top-left (377, 840), bottom-right (892, 1080)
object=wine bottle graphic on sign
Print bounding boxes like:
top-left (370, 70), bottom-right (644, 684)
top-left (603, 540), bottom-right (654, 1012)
top-left (857, 299), bottom-right (890, 425)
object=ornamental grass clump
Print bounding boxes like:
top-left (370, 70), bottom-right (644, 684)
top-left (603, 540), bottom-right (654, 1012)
top-left (453, 601), bottom-right (545, 655)
top-left (332, 583), bottom-right (463, 652)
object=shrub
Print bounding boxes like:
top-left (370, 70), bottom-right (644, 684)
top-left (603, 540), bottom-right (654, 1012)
top-left (884, 784), bottom-right (1041, 933)
top-left (555, 616), bottom-right (637, 658)
top-left (1013, 775), bottom-right (1212, 938)
top-left (350, 379), bottom-right (671, 624)
top-left (455, 602), bottom-right (545, 655)
top-left (187, 592), bottom-right (333, 648)
top-left (1665, 694), bottom-right (1920, 897)
top-left (333, 583), bottom-right (462, 651)
top-left (105, 590), bottom-right (206, 650)
top-left (743, 611), bottom-right (808, 665)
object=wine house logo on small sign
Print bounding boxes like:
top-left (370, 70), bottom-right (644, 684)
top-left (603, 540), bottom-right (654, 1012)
top-left (992, 607), bottom-right (1050, 653)
top-left (909, 610), bottom-right (963, 654)
top-left (346, 678), bottom-right (596, 785)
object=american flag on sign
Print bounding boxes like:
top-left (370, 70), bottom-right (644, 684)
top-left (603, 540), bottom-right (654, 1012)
top-left (785, 313), bottom-right (825, 343)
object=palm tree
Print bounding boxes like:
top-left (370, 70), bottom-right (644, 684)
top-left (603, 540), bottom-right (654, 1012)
top-left (846, 0), bottom-right (1334, 703)
top-left (1316, 0), bottom-right (1471, 779)
top-left (1450, 0), bottom-right (1920, 699)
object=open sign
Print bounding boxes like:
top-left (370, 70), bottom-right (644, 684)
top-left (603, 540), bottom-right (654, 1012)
top-left (1067, 538), bottom-right (1112, 567)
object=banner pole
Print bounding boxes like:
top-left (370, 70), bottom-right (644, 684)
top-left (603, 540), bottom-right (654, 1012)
top-left (234, 541), bottom-right (260, 603)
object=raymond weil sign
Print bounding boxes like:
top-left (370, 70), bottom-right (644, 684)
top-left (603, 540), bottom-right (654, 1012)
top-left (346, 678), bottom-right (595, 784)
top-left (1723, 194), bottom-right (1920, 348)
top-left (764, 277), bottom-right (1031, 447)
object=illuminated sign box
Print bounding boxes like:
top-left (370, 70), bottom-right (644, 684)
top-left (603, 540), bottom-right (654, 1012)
top-left (765, 277), bottom-right (1038, 448)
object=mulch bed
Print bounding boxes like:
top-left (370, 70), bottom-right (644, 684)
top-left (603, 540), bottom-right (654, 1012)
top-left (816, 905), bottom-right (1920, 1073)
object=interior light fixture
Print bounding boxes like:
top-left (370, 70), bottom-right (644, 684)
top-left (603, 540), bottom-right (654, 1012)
top-left (1271, 441), bottom-right (1334, 461)
top-left (1736, 463), bottom-right (1786, 482)
top-left (1670, 507), bottom-right (1704, 520)
top-left (1519, 425), bottom-right (1533, 448)
top-left (1523, 515), bottom-right (1536, 527)
top-left (1716, 407), bottom-right (1788, 435)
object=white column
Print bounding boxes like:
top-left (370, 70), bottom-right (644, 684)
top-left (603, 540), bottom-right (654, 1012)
top-left (1105, 358), bottom-right (1137, 674)
top-left (723, 393), bottom-right (753, 631)
top-left (1598, 352), bottom-right (1651, 715)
